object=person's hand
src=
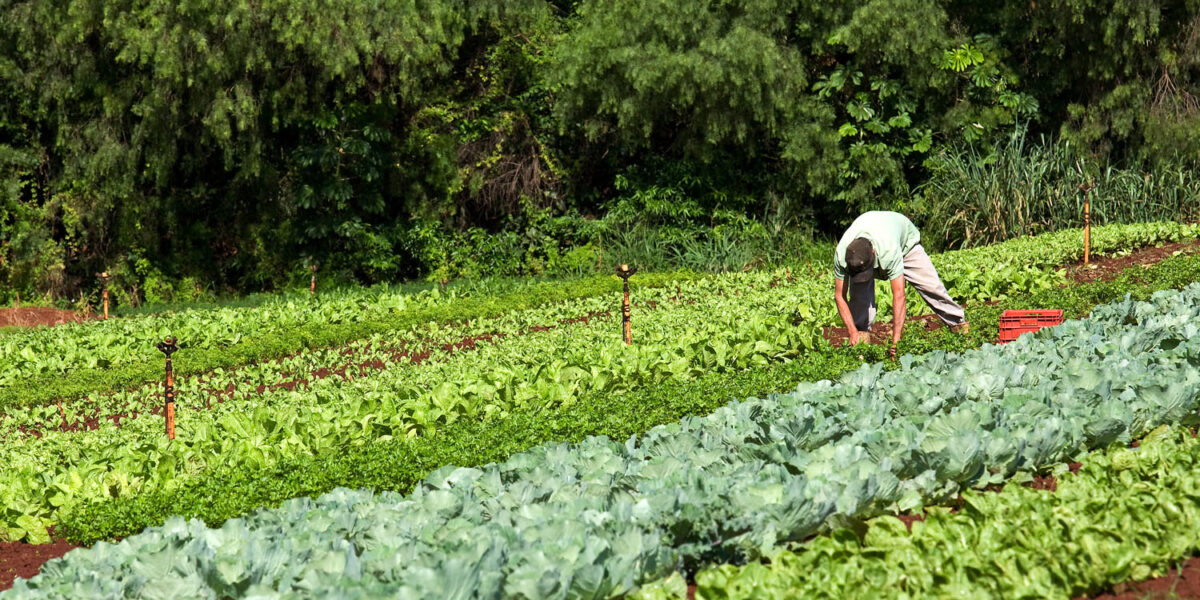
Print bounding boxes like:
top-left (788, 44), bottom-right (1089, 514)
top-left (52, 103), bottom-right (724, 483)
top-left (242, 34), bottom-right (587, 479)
top-left (850, 331), bottom-right (869, 346)
top-left (887, 345), bottom-right (898, 360)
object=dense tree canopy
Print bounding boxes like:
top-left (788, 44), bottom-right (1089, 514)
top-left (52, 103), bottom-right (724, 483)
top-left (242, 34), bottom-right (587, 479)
top-left (1, 0), bottom-right (1197, 299)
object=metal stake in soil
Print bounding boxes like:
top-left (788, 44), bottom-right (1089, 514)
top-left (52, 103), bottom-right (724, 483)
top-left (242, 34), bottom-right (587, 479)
top-left (97, 271), bottom-right (111, 319)
top-left (309, 264), bottom-right (318, 296)
top-left (155, 337), bottom-right (178, 440)
top-left (1079, 183), bottom-right (1095, 265)
top-left (1075, 161), bottom-right (1096, 266)
top-left (616, 264), bottom-right (637, 345)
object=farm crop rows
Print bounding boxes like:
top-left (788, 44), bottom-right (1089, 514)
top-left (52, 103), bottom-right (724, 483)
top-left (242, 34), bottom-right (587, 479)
top-left (7, 268), bottom-right (1200, 598)
top-left (688, 425), bottom-right (1200, 599)
top-left (1, 221), bottom-right (1199, 597)
top-left (0, 222), bottom-right (1193, 546)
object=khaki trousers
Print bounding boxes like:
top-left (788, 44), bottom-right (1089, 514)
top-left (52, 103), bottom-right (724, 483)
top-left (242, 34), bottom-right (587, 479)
top-left (849, 244), bottom-right (966, 331)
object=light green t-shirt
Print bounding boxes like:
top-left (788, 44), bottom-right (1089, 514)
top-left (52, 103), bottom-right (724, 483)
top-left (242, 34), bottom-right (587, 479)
top-left (833, 211), bottom-right (921, 281)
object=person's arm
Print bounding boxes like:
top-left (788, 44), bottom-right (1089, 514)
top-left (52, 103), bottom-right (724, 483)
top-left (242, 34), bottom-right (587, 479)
top-left (834, 278), bottom-right (864, 344)
top-left (889, 276), bottom-right (905, 355)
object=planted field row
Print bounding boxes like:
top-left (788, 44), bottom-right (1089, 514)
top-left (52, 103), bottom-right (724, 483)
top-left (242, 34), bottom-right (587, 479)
top-left (685, 425), bottom-right (1200, 600)
top-left (38, 248), bottom-right (1200, 547)
top-left (3, 221), bottom-right (1195, 411)
top-left (9, 280), bottom-right (1200, 598)
top-left (0, 271), bottom-right (697, 408)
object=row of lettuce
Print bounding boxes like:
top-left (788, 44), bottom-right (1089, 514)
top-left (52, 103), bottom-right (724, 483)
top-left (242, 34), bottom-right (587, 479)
top-left (6, 277), bottom-right (1200, 597)
top-left (3, 221), bottom-right (1196, 408)
top-left (5, 225), bottom-right (1196, 546)
top-left (0, 271), bottom-right (697, 407)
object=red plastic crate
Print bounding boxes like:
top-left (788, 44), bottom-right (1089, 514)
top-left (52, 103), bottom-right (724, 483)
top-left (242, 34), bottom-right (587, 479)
top-left (998, 309), bottom-right (1065, 343)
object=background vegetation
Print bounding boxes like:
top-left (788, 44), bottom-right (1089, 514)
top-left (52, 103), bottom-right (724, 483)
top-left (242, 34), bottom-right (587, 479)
top-left (2, 0), bottom-right (1198, 305)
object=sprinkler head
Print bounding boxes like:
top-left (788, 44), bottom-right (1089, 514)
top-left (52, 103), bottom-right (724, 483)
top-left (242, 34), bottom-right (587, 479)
top-left (156, 337), bottom-right (178, 357)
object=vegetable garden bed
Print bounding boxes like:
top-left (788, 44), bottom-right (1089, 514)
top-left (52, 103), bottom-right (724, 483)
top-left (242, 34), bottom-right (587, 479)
top-left (6, 251), bottom-right (1200, 596)
top-left (2, 222), bottom-right (1200, 595)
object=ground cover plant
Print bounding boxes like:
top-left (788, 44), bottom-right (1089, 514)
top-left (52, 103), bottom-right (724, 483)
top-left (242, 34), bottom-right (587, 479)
top-left (0, 223), bottom-right (1194, 545)
top-left (5, 276), bottom-right (1200, 597)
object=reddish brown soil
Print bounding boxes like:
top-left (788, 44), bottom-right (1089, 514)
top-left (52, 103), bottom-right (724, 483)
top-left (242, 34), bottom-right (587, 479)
top-left (0, 307), bottom-right (93, 329)
top-left (0, 539), bottom-right (79, 592)
top-left (1079, 558), bottom-right (1200, 599)
top-left (1065, 239), bottom-right (1200, 284)
top-left (823, 313), bottom-right (947, 347)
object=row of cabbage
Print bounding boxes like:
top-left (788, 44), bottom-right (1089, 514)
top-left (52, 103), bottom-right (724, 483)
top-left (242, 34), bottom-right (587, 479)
top-left (682, 425), bottom-right (1200, 599)
top-left (3, 221), bottom-right (1195, 391)
top-left (0, 271), bottom-right (828, 543)
top-left (7, 282), bottom-right (1199, 598)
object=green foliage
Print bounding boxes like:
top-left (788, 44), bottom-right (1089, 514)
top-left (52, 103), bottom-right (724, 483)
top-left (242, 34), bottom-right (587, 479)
top-left (0, 270), bottom-right (697, 410)
top-left (19, 275), bottom-right (1200, 596)
top-left (1, 0), bottom-right (1199, 298)
top-left (50, 243), bottom-right (1200, 546)
top-left (695, 426), bottom-right (1200, 599)
top-left (917, 129), bottom-right (1200, 248)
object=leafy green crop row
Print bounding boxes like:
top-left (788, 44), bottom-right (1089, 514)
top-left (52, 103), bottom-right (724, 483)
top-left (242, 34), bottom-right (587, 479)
top-left (10, 278), bottom-right (1200, 598)
top-left (52, 250), bottom-right (1200, 546)
top-left (3, 221), bottom-right (1194, 412)
top-left (686, 425), bottom-right (1200, 600)
top-left (0, 271), bottom-right (697, 408)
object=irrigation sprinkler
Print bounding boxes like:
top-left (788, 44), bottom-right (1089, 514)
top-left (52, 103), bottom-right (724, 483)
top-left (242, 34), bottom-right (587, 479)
top-left (97, 272), bottom-right (111, 319)
top-left (1075, 161), bottom-right (1096, 265)
top-left (615, 264), bottom-right (637, 345)
top-left (1079, 183), bottom-right (1095, 265)
top-left (309, 263), bottom-right (318, 296)
top-left (155, 337), bottom-right (178, 440)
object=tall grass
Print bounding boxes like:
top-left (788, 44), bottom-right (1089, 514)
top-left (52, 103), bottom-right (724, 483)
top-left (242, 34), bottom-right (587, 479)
top-left (916, 129), bottom-right (1200, 249)
top-left (597, 221), bottom-right (830, 273)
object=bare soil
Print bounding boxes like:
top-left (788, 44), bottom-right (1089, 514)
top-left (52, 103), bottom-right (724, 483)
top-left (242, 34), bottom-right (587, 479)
top-left (1079, 558), bottom-right (1200, 599)
top-left (0, 539), bottom-right (78, 592)
top-left (1064, 240), bottom-right (1200, 284)
top-left (0, 307), bottom-right (93, 329)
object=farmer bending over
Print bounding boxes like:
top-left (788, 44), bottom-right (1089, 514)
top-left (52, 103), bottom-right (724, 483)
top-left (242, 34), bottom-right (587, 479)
top-left (834, 211), bottom-right (969, 358)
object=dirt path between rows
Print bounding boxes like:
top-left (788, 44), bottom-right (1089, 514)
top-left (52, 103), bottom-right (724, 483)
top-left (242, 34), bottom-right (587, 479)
top-left (0, 539), bottom-right (77, 592)
top-left (0, 307), bottom-right (94, 329)
top-left (1081, 558), bottom-right (1200, 599)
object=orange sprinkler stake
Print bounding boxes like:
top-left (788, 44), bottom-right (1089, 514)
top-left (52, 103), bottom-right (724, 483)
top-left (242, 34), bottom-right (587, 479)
top-left (1084, 197), bottom-right (1091, 265)
top-left (97, 272), bottom-right (111, 319)
top-left (1075, 164), bottom-right (1095, 266)
top-left (616, 264), bottom-right (637, 345)
top-left (156, 337), bottom-right (178, 440)
top-left (309, 264), bottom-right (318, 296)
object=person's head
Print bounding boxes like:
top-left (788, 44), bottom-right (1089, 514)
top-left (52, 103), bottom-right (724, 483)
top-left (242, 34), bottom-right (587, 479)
top-left (845, 237), bottom-right (875, 283)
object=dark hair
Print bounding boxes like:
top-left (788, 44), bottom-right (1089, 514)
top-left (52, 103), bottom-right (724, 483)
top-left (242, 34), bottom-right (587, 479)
top-left (845, 237), bottom-right (873, 274)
